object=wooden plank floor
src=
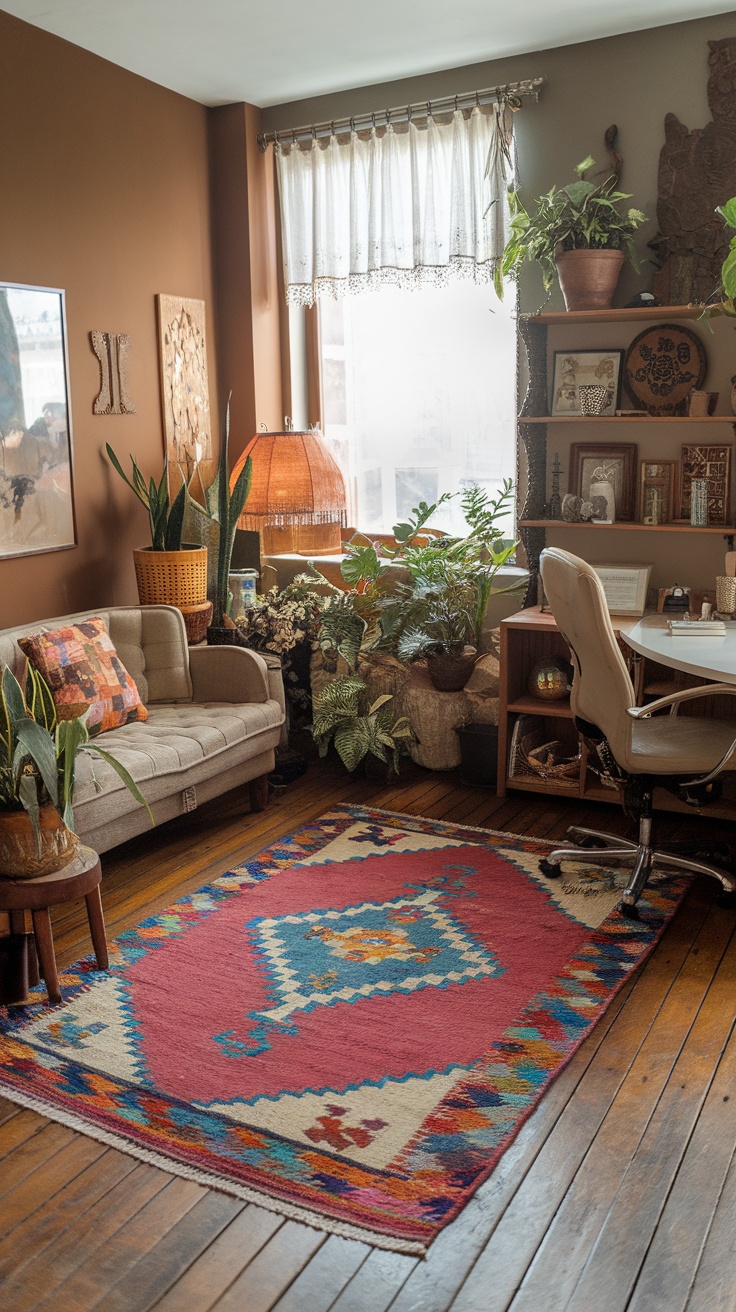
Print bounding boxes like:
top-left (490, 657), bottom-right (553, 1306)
top-left (1, 760), bottom-right (736, 1311)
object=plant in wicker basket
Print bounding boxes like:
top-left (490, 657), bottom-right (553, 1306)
top-left (105, 444), bottom-right (208, 611)
top-left (0, 664), bottom-right (152, 878)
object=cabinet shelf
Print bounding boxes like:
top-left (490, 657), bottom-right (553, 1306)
top-left (507, 696), bottom-right (572, 717)
top-left (521, 304), bottom-right (711, 325)
top-left (519, 520), bottom-right (735, 534)
top-left (519, 415), bottom-right (736, 424)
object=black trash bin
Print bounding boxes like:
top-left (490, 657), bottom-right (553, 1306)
top-left (456, 722), bottom-right (499, 787)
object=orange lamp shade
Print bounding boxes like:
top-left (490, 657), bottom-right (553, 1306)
top-left (231, 429), bottom-right (347, 553)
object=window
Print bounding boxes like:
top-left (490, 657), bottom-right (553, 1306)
top-left (317, 280), bottom-right (517, 536)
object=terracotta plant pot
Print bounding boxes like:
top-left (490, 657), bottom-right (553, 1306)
top-left (426, 647), bottom-right (478, 692)
top-left (555, 249), bottom-right (625, 311)
top-left (0, 805), bottom-right (79, 879)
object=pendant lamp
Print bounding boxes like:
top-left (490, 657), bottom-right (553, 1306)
top-left (231, 425), bottom-right (348, 555)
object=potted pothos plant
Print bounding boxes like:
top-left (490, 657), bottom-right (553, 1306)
top-left (497, 156), bottom-right (647, 311)
top-left (106, 445), bottom-right (208, 609)
top-left (0, 663), bottom-right (152, 879)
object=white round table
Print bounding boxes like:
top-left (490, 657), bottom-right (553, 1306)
top-left (622, 615), bottom-right (736, 686)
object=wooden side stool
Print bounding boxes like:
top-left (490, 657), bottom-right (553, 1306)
top-left (0, 846), bottom-right (107, 1005)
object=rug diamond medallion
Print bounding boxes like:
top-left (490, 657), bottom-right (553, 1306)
top-left (0, 806), bottom-right (686, 1253)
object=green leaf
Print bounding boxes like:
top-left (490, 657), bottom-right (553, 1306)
top-left (12, 719), bottom-right (59, 808)
top-left (575, 155), bottom-right (596, 176)
top-left (717, 198), bottom-right (736, 231)
top-left (18, 771), bottom-right (42, 856)
top-left (56, 715), bottom-right (90, 825)
top-left (84, 745), bottom-right (153, 826)
top-left (165, 480), bottom-right (187, 551)
top-left (722, 247), bottom-right (736, 299)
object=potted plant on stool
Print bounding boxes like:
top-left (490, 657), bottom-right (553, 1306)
top-left (0, 663), bottom-right (151, 879)
top-left (498, 156), bottom-right (647, 310)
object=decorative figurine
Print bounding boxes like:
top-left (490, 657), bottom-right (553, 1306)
top-left (549, 452), bottom-right (563, 520)
top-left (561, 493), bottom-right (583, 522)
top-left (528, 657), bottom-right (572, 701)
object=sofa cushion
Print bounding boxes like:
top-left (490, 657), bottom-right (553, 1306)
top-left (71, 698), bottom-right (284, 824)
top-left (18, 616), bottom-right (148, 733)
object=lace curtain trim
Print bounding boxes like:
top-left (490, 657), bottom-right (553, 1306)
top-left (276, 107), bottom-right (513, 306)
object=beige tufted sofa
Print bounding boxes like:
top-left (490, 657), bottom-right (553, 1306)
top-left (0, 606), bottom-right (286, 855)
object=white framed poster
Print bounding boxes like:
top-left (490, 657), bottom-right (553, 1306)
top-left (0, 282), bottom-right (76, 559)
top-left (592, 563), bottom-right (652, 616)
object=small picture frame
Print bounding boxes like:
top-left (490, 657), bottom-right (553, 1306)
top-left (639, 459), bottom-right (677, 525)
top-left (677, 443), bottom-right (732, 525)
top-left (569, 443), bottom-right (638, 521)
top-left (592, 563), bottom-right (652, 617)
top-left (551, 350), bottom-right (624, 417)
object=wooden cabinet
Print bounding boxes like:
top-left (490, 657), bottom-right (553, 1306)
top-left (497, 607), bottom-right (634, 804)
top-left (516, 305), bottom-right (736, 607)
top-left (497, 606), bottom-right (736, 819)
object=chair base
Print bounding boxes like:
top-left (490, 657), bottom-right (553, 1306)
top-left (540, 823), bottom-right (736, 918)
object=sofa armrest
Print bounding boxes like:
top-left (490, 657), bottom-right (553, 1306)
top-left (188, 645), bottom-right (271, 703)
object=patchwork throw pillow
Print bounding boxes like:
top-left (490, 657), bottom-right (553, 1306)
top-left (19, 617), bottom-right (148, 734)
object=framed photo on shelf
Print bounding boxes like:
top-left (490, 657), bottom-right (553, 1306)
top-left (676, 443), bottom-right (732, 525)
top-left (569, 443), bottom-right (638, 521)
top-left (551, 350), bottom-right (624, 417)
top-left (592, 563), bottom-right (652, 617)
top-left (0, 282), bottom-right (76, 560)
top-left (639, 459), bottom-right (677, 525)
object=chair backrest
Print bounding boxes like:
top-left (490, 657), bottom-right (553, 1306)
top-left (540, 547), bottom-right (635, 763)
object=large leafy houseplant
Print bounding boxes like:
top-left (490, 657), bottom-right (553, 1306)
top-left (497, 157), bottom-right (647, 310)
top-left (312, 676), bottom-right (415, 776)
top-left (706, 198), bottom-right (736, 319)
top-left (0, 663), bottom-right (151, 876)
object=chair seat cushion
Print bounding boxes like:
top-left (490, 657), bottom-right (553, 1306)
top-left (630, 714), bottom-right (736, 775)
top-left (71, 698), bottom-right (283, 826)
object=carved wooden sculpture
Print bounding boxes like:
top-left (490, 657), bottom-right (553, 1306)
top-left (90, 332), bottom-right (136, 415)
top-left (651, 38), bottom-right (736, 305)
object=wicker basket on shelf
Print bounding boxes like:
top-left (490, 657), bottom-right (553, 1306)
top-left (509, 714), bottom-right (580, 782)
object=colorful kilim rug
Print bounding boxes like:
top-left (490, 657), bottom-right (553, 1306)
top-left (0, 806), bottom-right (686, 1253)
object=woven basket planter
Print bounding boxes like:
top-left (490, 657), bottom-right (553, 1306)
top-left (179, 600), bottom-right (213, 645)
top-left (0, 806), bottom-right (79, 879)
top-left (133, 545), bottom-right (207, 608)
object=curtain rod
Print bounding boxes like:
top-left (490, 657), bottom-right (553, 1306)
top-left (257, 76), bottom-right (544, 151)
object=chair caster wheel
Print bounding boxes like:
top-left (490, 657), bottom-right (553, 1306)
top-left (540, 858), bottom-right (562, 879)
top-left (716, 889), bottom-right (736, 910)
top-left (620, 901), bottom-right (640, 920)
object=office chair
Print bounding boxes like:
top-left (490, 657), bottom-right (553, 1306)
top-left (538, 547), bottom-right (736, 917)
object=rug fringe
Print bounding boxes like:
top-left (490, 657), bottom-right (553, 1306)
top-left (335, 803), bottom-right (542, 846)
top-left (0, 1080), bottom-right (428, 1256)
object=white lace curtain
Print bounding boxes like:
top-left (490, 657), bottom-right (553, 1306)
top-left (275, 105), bottom-right (514, 306)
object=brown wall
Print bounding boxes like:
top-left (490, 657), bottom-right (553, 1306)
top-left (0, 10), bottom-right (219, 627)
top-left (263, 11), bottom-right (736, 592)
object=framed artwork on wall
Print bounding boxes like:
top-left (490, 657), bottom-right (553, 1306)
top-left (551, 350), bottom-right (624, 417)
top-left (0, 282), bottom-right (76, 560)
top-left (677, 443), bottom-right (732, 525)
top-left (156, 294), bottom-right (212, 478)
top-left (639, 459), bottom-right (677, 525)
top-left (568, 442), bottom-right (638, 521)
